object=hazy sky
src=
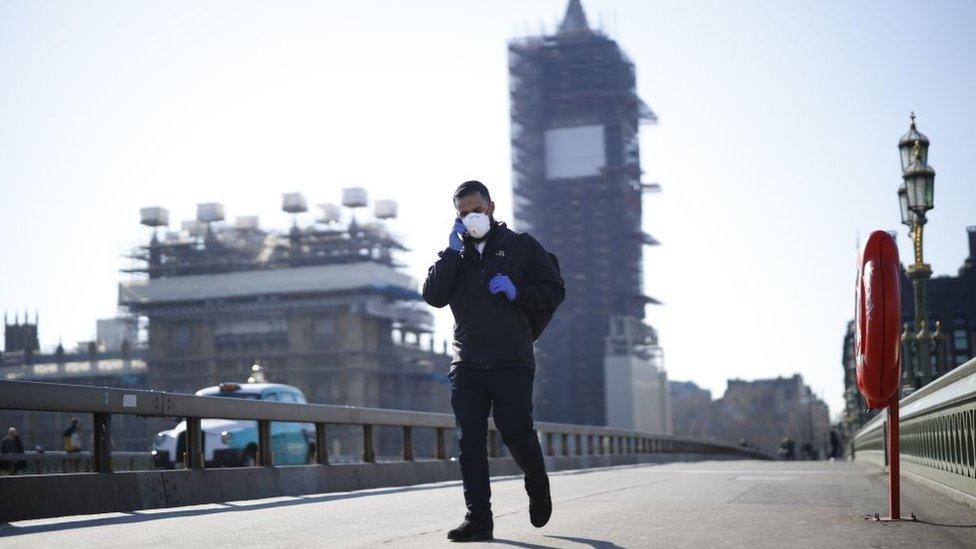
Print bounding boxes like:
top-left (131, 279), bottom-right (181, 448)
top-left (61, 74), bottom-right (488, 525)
top-left (2, 1), bottom-right (974, 418)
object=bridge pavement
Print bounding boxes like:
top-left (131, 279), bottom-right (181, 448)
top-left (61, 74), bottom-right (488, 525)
top-left (2, 460), bottom-right (975, 548)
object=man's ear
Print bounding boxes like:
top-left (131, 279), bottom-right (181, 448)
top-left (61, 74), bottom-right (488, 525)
top-left (488, 201), bottom-right (495, 216)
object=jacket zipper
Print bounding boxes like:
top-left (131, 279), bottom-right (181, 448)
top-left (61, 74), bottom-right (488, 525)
top-left (479, 248), bottom-right (489, 369)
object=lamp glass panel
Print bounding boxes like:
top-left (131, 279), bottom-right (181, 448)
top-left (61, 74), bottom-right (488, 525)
top-left (900, 146), bottom-right (912, 172)
top-left (905, 175), bottom-right (921, 209)
top-left (907, 173), bottom-right (933, 212)
top-left (914, 175), bottom-right (929, 210)
top-left (898, 187), bottom-right (910, 225)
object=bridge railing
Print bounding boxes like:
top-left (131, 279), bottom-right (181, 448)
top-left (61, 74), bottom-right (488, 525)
top-left (852, 355), bottom-right (976, 501)
top-left (0, 379), bottom-right (766, 471)
top-left (0, 451), bottom-right (153, 474)
top-left (0, 379), bottom-right (766, 521)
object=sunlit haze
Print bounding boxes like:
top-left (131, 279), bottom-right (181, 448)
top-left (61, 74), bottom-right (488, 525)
top-left (2, 0), bottom-right (975, 419)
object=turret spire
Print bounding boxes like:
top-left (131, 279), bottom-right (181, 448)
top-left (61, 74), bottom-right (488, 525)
top-left (558, 0), bottom-right (591, 36)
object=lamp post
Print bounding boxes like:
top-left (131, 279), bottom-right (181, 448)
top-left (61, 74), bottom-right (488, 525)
top-left (897, 113), bottom-right (936, 391)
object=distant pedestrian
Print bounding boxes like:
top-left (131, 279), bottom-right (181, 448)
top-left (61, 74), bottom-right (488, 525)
top-left (779, 437), bottom-right (796, 460)
top-left (63, 417), bottom-right (82, 453)
top-left (2, 427), bottom-right (26, 474)
top-left (800, 442), bottom-right (815, 460)
top-left (829, 429), bottom-right (841, 459)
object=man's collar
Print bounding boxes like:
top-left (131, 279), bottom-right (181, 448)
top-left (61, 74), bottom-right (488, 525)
top-left (462, 220), bottom-right (509, 257)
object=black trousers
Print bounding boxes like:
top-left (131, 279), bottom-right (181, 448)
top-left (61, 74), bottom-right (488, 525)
top-left (449, 365), bottom-right (549, 517)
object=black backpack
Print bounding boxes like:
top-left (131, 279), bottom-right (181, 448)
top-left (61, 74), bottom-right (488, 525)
top-left (511, 236), bottom-right (563, 341)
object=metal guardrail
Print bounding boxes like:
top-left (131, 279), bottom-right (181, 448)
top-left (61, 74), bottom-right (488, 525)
top-left (0, 379), bottom-right (767, 473)
top-left (852, 355), bottom-right (976, 500)
top-left (0, 451), bottom-right (152, 474)
top-left (0, 379), bottom-right (770, 521)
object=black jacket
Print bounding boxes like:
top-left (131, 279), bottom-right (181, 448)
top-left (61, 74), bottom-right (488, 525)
top-left (1, 435), bottom-right (24, 454)
top-left (423, 222), bottom-right (564, 370)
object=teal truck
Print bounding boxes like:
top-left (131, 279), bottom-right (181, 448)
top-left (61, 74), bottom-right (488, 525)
top-left (151, 382), bottom-right (314, 468)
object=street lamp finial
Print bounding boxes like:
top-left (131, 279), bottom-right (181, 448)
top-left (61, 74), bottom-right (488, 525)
top-left (910, 111), bottom-right (916, 129)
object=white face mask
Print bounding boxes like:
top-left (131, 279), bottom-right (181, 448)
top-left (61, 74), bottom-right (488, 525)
top-left (462, 212), bottom-right (491, 240)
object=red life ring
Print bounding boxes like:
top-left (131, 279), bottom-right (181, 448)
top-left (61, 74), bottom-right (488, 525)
top-left (855, 230), bottom-right (902, 409)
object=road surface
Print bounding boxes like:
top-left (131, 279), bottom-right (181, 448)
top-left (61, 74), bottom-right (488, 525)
top-left (2, 460), bottom-right (975, 548)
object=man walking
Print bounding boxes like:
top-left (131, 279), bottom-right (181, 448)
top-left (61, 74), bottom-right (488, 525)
top-left (423, 180), bottom-right (565, 542)
top-left (1, 427), bottom-right (26, 474)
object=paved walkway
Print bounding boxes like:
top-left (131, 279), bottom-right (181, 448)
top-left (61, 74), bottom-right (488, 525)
top-left (2, 460), bottom-right (975, 548)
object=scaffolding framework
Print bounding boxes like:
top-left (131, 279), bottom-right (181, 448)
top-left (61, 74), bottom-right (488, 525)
top-left (509, 3), bottom-right (659, 425)
top-left (127, 220), bottom-right (406, 280)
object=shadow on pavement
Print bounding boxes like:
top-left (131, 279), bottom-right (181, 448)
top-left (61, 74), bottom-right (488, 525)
top-left (490, 536), bottom-right (624, 549)
top-left (490, 539), bottom-right (557, 548)
top-left (0, 480), bottom-right (462, 537)
top-left (546, 535), bottom-right (627, 548)
top-left (914, 518), bottom-right (976, 528)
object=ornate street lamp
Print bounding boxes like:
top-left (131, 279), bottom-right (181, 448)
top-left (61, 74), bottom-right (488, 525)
top-left (897, 114), bottom-right (938, 390)
top-left (898, 112), bottom-right (929, 171)
top-left (903, 142), bottom-right (935, 215)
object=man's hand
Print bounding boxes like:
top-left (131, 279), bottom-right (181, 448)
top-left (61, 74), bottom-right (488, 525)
top-left (449, 218), bottom-right (465, 251)
top-left (489, 274), bottom-right (517, 301)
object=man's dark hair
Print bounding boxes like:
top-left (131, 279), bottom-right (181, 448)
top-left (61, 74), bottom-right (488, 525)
top-left (453, 180), bottom-right (491, 205)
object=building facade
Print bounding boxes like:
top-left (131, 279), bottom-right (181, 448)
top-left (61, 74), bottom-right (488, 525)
top-left (603, 316), bottom-right (671, 433)
top-left (670, 375), bottom-right (831, 458)
top-left (2, 193), bottom-right (456, 458)
top-left (509, 0), bottom-right (660, 425)
top-left (1, 326), bottom-right (158, 452)
top-left (669, 381), bottom-right (713, 439)
top-left (3, 312), bottom-right (39, 360)
top-left (117, 193), bottom-right (453, 457)
top-left (840, 319), bottom-right (873, 433)
top-left (713, 375), bottom-right (830, 458)
top-left (900, 226), bottom-right (976, 377)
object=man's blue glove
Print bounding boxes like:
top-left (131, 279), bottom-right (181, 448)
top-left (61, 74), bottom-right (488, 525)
top-left (489, 274), bottom-right (517, 301)
top-left (449, 218), bottom-right (465, 251)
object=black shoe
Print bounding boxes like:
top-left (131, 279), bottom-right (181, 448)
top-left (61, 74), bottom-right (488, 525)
top-left (529, 487), bottom-right (552, 528)
top-left (447, 513), bottom-right (493, 542)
